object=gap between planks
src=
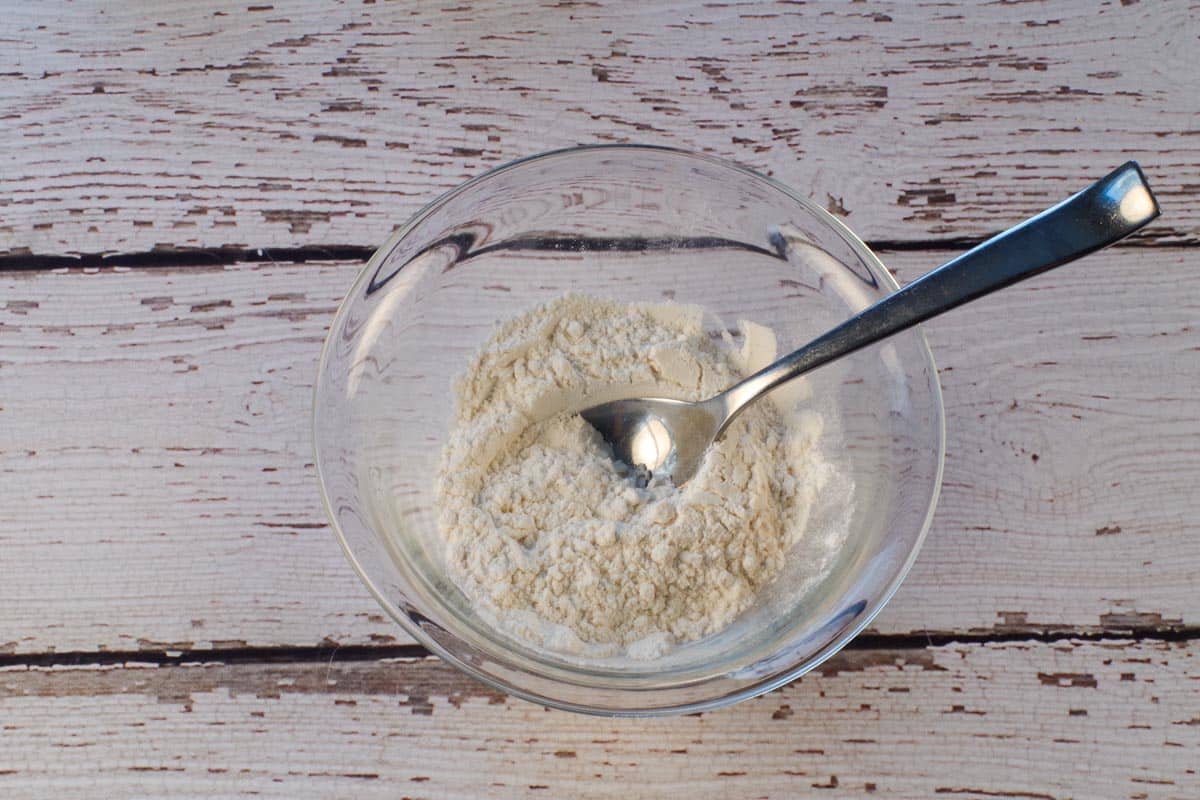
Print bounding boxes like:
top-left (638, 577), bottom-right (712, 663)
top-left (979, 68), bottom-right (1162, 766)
top-left (0, 234), bottom-right (1192, 273)
top-left (3, 626), bottom-right (1197, 672)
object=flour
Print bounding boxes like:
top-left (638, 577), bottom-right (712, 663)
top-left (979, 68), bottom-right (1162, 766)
top-left (436, 295), bottom-right (842, 659)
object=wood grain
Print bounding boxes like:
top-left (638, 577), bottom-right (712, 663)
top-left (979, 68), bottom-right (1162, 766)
top-left (1, 639), bottom-right (1197, 798)
top-left (2, 1), bottom-right (1197, 257)
top-left (1, 247), bottom-right (1196, 655)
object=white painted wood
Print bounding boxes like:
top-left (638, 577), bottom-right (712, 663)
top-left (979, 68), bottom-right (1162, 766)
top-left (1, 1), bottom-right (1197, 256)
top-left (1, 248), bottom-right (1196, 654)
top-left (4, 2), bottom-right (1195, 789)
top-left (0, 261), bottom-right (377, 654)
top-left (0, 639), bottom-right (1196, 798)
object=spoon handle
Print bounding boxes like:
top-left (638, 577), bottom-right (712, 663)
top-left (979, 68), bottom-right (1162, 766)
top-left (718, 162), bottom-right (1160, 422)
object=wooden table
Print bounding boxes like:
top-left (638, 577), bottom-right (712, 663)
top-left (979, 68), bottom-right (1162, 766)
top-left (3, 2), bottom-right (1198, 797)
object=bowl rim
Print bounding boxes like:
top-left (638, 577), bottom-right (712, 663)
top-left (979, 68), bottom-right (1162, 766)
top-left (312, 143), bottom-right (946, 716)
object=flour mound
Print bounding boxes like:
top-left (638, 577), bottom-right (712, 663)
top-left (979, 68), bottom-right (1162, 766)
top-left (436, 295), bottom-right (836, 658)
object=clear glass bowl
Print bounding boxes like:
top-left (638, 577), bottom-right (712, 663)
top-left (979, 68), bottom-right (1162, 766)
top-left (314, 145), bottom-right (944, 715)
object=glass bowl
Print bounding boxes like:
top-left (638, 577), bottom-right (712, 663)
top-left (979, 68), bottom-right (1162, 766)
top-left (313, 145), bottom-right (944, 715)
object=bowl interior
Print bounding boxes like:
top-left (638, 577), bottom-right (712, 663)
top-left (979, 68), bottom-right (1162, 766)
top-left (314, 146), bottom-right (943, 714)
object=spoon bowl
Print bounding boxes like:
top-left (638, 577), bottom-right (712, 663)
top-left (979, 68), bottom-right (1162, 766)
top-left (580, 395), bottom-right (725, 486)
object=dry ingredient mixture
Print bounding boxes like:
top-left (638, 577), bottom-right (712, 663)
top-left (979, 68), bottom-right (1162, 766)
top-left (436, 295), bottom-right (843, 659)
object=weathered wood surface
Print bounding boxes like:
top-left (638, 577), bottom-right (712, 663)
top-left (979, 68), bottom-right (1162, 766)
top-left (2, 247), bottom-right (1196, 655)
top-left (3, 2), bottom-right (1196, 796)
top-left (1, 639), bottom-right (1196, 799)
top-left (3, 1), bottom-right (1198, 257)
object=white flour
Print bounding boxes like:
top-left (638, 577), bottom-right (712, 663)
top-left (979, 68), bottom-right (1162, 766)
top-left (436, 295), bottom-right (843, 659)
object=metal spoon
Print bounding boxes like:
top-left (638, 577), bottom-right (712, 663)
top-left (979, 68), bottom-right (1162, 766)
top-left (581, 162), bottom-right (1160, 486)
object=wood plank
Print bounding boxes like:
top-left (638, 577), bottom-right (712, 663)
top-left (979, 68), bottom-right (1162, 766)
top-left (1, 247), bottom-right (1197, 654)
top-left (2, 1), bottom-right (1197, 256)
top-left (0, 261), bottom-right (376, 654)
top-left (0, 639), bottom-right (1197, 798)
